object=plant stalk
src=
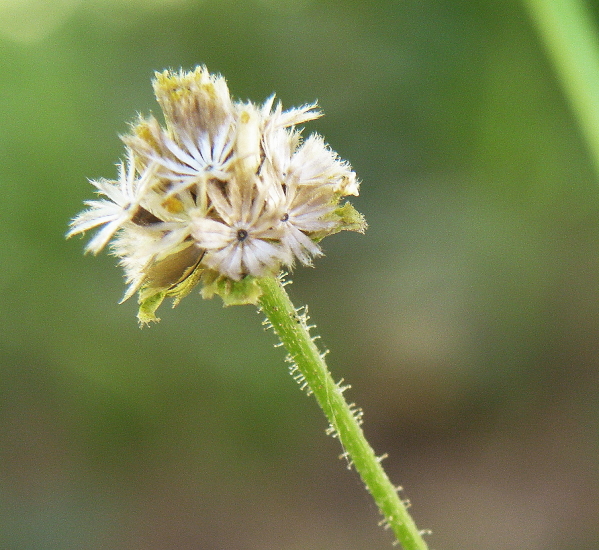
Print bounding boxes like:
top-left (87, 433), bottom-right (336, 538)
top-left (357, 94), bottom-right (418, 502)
top-left (257, 276), bottom-right (428, 550)
top-left (524, 0), bottom-right (599, 178)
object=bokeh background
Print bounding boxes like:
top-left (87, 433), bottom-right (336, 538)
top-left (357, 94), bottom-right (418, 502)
top-left (1, 0), bottom-right (598, 549)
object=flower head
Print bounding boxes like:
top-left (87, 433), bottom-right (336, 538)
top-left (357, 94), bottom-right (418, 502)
top-left (69, 66), bottom-right (366, 323)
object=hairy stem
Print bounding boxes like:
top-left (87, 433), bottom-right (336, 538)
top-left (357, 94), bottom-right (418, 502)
top-left (524, 0), bottom-right (599, 178)
top-left (257, 275), bottom-right (429, 550)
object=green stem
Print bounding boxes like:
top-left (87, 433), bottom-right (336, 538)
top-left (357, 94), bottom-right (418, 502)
top-left (524, 0), bottom-right (599, 178)
top-left (257, 276), bottom-right (428, 550)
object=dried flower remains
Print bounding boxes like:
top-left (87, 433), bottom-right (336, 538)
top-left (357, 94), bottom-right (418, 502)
top-left (68, 66), bottom-right (366, 323)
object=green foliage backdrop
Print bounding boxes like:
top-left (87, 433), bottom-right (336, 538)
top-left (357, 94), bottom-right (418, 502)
top-left (1, 1), bottom-right (598, 549)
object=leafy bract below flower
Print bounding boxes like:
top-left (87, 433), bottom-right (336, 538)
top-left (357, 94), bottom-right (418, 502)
top-left (68, 66), bottom-right (366, 324)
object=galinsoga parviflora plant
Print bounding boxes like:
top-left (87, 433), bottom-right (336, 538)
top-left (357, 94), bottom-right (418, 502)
top-left (68, 66), bottom-right (430, 550)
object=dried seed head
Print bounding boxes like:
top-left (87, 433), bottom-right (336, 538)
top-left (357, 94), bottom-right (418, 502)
top-left (68, 66), bottom-right (366, 323)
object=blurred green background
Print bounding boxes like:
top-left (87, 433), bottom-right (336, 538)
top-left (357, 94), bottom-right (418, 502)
top-left (1, 0), bottom-right (598, 548)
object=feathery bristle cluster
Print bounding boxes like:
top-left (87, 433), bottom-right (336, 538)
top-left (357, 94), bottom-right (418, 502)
top-left (68, 66), bottom-right (365, 322)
